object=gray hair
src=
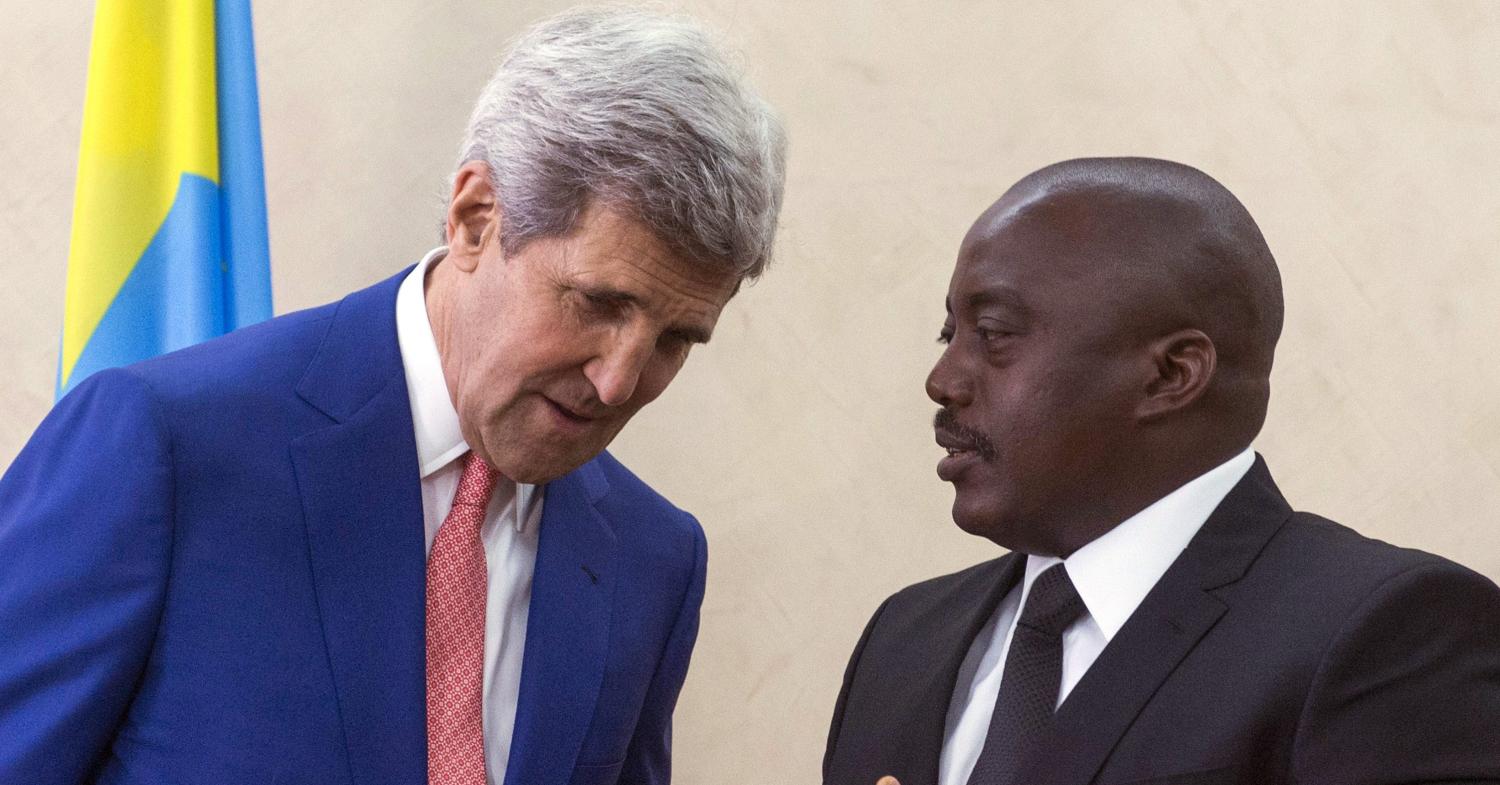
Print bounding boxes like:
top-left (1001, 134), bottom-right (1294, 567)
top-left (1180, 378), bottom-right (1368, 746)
top-left (456, 7), bottom-right (787, 281)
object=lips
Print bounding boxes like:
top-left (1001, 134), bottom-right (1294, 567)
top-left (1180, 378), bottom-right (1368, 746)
top-left (935, 429), bottom-right (983, 481)
top-left (542, 396), bottom-right (600, 428)
top-left (935, 429), bottom-right (976, 451)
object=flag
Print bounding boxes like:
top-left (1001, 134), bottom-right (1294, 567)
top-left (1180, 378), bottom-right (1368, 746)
top-left (57, 0), bottom-right (272, 398)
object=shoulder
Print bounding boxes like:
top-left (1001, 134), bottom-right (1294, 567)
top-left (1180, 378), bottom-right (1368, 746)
top-left (52, 294), bottom-right (369, 462)
top-left (1260, 511), bottom-right (1485, 601)
top-left (23, 364), bottom-right (174, 466)
top-left (1282, 517), bottom-right (1500, 776)
top-left (843, 555), bottom-right (1015, 649)
top-left (1282, 511), bottom-right (1500, 619)
top-left (586, 450), bottom-right (705, 565)
top-left (1231, 509), bottom-right (1500, 692)
top-left (67, 267), bottom-right (412, 419)
top-left (882, 555), bottom-right (1012, 616)
top-left (123, 301), bottom-right (339, 405)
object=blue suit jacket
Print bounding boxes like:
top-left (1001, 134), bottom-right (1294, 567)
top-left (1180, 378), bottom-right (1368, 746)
top-left (0, 269), bottom-right (707, 785)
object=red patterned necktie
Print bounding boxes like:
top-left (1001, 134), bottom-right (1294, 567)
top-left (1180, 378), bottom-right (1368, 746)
top-left (427, 451), bottom-right (498, 785)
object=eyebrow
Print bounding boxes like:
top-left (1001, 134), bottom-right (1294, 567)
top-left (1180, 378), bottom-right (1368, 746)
top-left (965, 286), bottom-right (1032, 317)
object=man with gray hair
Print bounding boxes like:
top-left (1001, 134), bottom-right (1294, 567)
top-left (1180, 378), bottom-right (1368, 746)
top-left (0, 8), bottom-right (784, 785)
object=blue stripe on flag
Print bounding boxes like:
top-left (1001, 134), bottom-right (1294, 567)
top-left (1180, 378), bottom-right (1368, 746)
top-left (216, 0), bottom-right (273, 328)
top-left (64, 174), bottom-right (226, 396)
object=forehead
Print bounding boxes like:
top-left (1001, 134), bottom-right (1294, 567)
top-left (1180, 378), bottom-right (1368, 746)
top-left (949, 197), bottom-right (1107, 313)
top-left (557, 205), bottom-right (740, 313)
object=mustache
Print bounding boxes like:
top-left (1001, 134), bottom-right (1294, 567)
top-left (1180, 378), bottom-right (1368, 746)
top-left (933, 408), bottom-right (998, 462)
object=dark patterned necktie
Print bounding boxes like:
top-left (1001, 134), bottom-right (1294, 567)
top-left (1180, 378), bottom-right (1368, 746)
top-left (967, 564), bottom-right (1087, 785)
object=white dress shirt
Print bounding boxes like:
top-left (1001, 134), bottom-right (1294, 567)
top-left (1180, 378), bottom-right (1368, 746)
top-left (396, 246), bottom-right (545, 785)
top-left (938, 449), bottom-right (1255, 785)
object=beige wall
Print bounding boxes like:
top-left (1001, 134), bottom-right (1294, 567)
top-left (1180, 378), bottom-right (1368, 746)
top-left (3, 1), bottom-right (1499, 781)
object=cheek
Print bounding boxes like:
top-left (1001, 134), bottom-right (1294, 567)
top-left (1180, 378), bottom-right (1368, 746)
top-left (984, 363), bottom-right (1115, 461)
top-left (465, 346), bottom-right (521, 398)
top-left (1025, 361), bottom-right (1136, 461)
top-left (633, 353), bottom-right (689, 404)
top-left (501, 333), bottom-right (587, 387)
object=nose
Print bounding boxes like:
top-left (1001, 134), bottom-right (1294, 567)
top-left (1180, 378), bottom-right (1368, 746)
top-left (926, 343), bottom-right (973, 408)
top-left (585, 327), bottom-right (655, 407)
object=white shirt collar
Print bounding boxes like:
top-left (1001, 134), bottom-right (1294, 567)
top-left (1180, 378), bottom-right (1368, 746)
top-left (396, 247), bottom-right (469, 477)
top-left (1021, 448), bottom-right (1256, 641)
top-left (396, 246), bottom-right (541, 532)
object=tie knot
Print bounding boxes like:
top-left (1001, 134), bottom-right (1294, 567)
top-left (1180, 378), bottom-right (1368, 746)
top-left (453, 451), bottom-right (499, 509)
top-left (1017, 564), bottom-right (1086, 638)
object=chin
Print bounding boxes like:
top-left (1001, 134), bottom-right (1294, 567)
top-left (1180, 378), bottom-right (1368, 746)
top-left (494, 444), bottom-right (599, 485)
top-left (950, 494), bottom-right (1024, 550)
top-left (498, 456), bottom-right (578, 485)
top-left (951, 503), bottom-right (993, 535)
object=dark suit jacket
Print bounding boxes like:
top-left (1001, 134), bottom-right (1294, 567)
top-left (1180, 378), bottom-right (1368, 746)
top-left (0, 268), bottom-right (706, 785)
top-left (824, 457), bottom-right (1500, 785)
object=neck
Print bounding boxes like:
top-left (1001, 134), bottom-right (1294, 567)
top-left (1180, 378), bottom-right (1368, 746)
top-left (1038, 439), bottom-right (1249, 558)
top-left (422, 257), bottom-right (461, 406)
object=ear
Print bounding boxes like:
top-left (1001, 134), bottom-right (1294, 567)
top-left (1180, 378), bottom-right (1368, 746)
top-left (444, 160), bottom-right (502, 272)
top-left (1135, 328), bottom-right (1216, 421)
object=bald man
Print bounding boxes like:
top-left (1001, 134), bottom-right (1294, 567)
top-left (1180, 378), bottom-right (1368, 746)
top-left (823, 158), bottom-right (1500, 785)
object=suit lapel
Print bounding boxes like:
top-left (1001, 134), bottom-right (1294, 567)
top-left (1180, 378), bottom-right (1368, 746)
top-left (1015, 456), bottom-right (1294, 785)
top-left (1017, 562), bottom-right (1227, 785)
top-left (909, 554), bottom-right (1027, 784)
top-left (839, 553), bottom-right (1024, 785)
top-left (504, 461), bottom-right (616, 785)
top-left (290, 270), bottom-right (428, 785)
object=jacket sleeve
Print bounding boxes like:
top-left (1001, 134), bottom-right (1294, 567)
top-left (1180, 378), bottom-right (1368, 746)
top-left (0, 369), bottom-right (175, 784)
top-left (617, 513), bottom-right (708, 785)
top-left (1292, 558), bottom-right (1500, 783)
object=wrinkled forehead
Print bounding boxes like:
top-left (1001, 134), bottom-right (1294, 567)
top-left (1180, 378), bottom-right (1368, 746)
top-left (568, 203), bottom-right (740, 302)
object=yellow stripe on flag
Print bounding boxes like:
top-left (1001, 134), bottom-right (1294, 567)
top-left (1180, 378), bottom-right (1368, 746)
top-left (61, 1), bottom-right (219, 386)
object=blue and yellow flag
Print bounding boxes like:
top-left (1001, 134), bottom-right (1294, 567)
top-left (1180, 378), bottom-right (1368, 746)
top-left (58, 0), bottom-right (272, 398)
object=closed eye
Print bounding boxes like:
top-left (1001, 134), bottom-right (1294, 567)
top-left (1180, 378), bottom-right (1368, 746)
top-left (567, 287), bottom-right (635, 324)
top-left (658, 329), bottom-right (700, 352)
top-left (568, 284), bottom-right (712, 346)
top-left (583, 290), bottom-right (629, 312)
